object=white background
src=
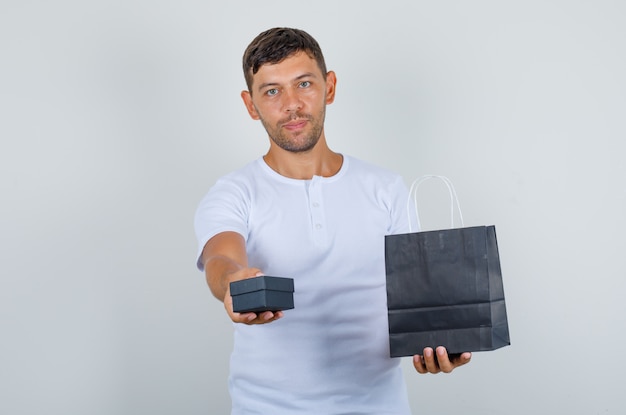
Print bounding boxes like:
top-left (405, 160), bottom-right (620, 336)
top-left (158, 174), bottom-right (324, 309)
top-left (1, 1), bottom-right (625, 414)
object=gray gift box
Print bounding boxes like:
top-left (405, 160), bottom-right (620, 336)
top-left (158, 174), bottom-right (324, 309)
top-left (230, 276), bottom-right (295, 313)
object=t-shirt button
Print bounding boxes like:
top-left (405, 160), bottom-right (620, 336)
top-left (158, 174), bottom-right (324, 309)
top-left (312, 202), bottom-right (320, 208)
top-left (315, 223), bottom-right (322, 230)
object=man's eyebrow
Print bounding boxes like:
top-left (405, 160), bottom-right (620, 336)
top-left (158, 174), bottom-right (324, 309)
top-left (293, 72), bottom-right (316, 81)
top-left (256, 72), bottom-right (317, 92)
top-left (257, 81), bottom-right (279, 92)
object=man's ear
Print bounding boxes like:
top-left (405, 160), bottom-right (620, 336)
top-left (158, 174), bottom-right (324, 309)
top-left (241, 90), bottom-right (260, 120)
top-left (325, 71), bottom-right (337, 105)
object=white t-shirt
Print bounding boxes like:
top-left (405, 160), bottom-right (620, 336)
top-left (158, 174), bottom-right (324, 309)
top-left (194, 155), bottom-right (412, 415)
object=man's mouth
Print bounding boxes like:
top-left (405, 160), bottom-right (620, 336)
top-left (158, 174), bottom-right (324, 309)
top-left (283, 120), bottom-right (307, 130)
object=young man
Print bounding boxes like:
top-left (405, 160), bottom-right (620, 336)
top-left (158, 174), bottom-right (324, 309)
top-left (195, 27), bottom-right (471, 414)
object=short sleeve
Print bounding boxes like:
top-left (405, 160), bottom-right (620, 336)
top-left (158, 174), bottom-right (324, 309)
top-left (193, 176), bottom-right (251, 271)
top-left (388, 175), bottom-right (411, 235)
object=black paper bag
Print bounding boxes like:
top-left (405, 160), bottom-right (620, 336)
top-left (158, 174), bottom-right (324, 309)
top-left (385, 176), bottom-right (510, 357)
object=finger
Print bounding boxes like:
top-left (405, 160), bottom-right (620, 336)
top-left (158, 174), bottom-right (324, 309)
top-left (260, 310), bottom-right (284, 323)
top-left (412, 354), bottom-right (428, 374)
top-left (244, 310), bottom-right (285, 325)
top-left (258, 311), bottom-right (277, 322)
top-left (435, 346), bottom-right (454, 373)
top-left (422, 347), bottom-right (441, 374)
top-left (452, 352), bottom-right (472, 368)
top-left (231, 311), bottom-right (258, 324)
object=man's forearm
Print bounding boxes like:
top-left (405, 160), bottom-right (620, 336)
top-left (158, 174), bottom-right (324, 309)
top-left (204, 254), bottom-right (244, 301)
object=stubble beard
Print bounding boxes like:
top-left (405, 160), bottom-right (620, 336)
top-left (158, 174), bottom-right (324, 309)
top-left (261, 108), bottom-right (326, 153)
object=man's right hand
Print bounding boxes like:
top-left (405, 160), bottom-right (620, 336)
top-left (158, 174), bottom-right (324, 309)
top-left (202, 232), bottom-right (283, 324)
top-left (223, 268), bottom-right (284, 325)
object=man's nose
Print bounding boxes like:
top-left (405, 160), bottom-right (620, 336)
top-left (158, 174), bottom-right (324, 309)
top-left (283, 89), bottom-right (302, 112)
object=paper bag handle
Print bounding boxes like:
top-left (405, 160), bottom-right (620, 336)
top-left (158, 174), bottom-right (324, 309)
top-left (407, 175), bottom-right (464, 232)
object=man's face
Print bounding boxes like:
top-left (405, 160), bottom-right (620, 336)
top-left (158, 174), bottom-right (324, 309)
top-left (241, 52), bottom-right (336, 153)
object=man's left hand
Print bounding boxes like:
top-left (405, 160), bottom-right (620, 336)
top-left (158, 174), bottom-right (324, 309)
top-left (413, 346), bottom-right (472, 374)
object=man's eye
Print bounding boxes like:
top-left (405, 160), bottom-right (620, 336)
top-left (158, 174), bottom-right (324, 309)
top-left (299, 81), bottom-right (311, 88)
top-left (266, 88), bottom-right (278, 96)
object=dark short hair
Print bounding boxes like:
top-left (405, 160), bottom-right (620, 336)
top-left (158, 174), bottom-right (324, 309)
top-left (242, 27), bottom-right (328, 92)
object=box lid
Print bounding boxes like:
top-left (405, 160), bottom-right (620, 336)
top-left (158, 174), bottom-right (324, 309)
top-left (230, 276), bottom-right (294, 296)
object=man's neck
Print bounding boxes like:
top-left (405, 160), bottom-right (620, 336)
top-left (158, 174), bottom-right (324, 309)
top-left (263, 141), bottom-right (343, 180)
